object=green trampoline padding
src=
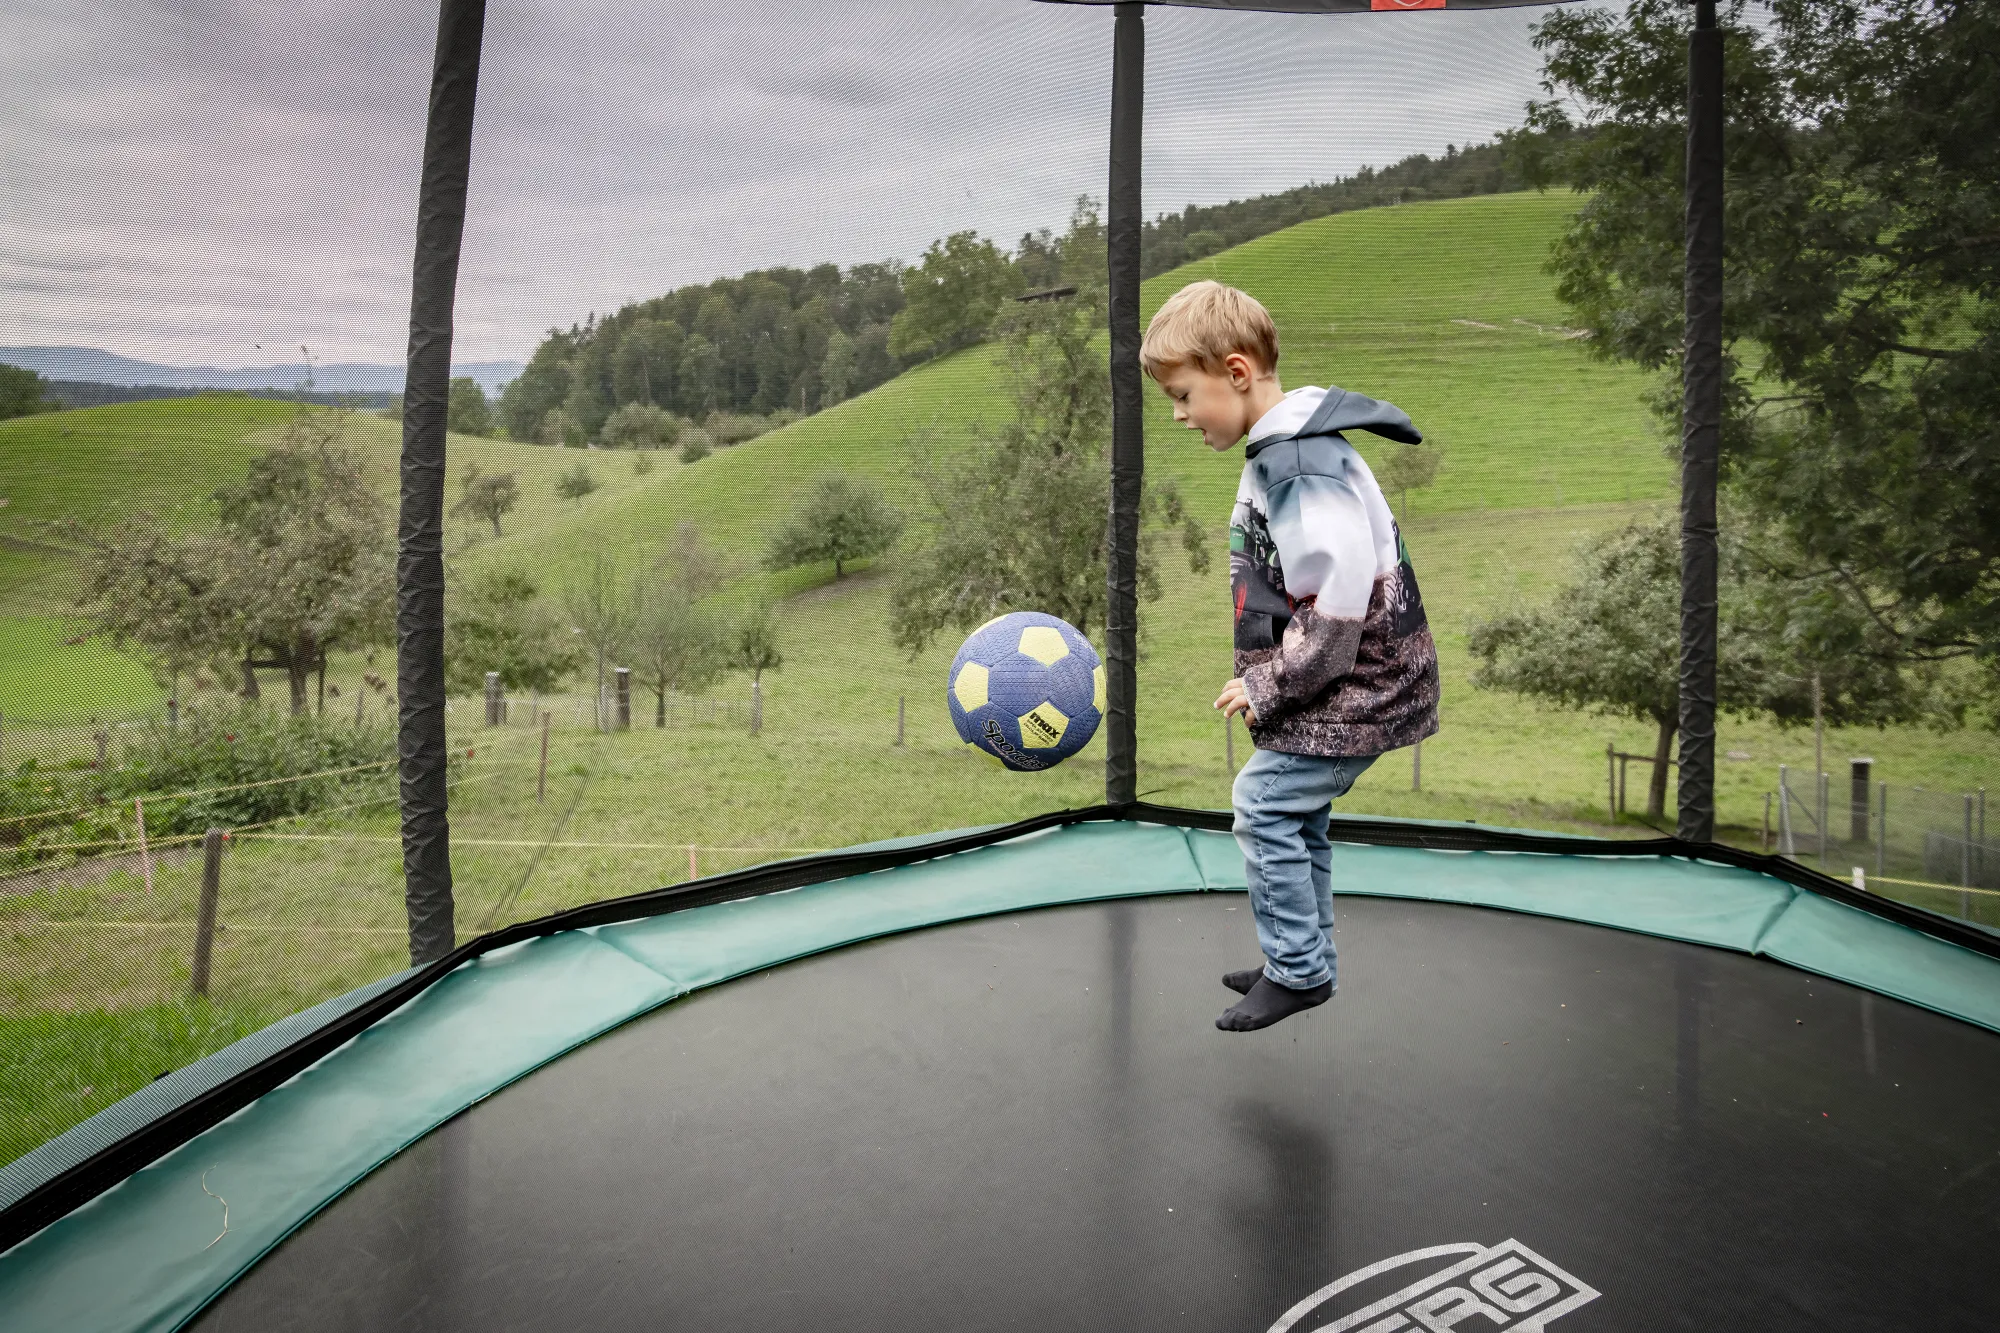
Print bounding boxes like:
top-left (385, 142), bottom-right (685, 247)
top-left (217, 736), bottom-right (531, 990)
top-left (5, 820), bottom-right (1999, 1333)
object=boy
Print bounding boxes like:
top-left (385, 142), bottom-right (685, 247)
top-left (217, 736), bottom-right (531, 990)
top-left (1140, 281), bottom-right (1440, 1032)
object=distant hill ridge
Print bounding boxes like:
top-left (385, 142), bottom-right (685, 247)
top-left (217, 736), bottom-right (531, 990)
top-left (0, 346), bottom-right (521, 396)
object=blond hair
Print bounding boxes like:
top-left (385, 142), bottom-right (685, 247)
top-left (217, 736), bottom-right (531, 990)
top-left (1139, 280), bottom-right (1280, 380)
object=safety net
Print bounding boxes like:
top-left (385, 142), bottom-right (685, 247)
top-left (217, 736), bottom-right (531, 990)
top-left (1, 0), bottom-right (1994, 1184)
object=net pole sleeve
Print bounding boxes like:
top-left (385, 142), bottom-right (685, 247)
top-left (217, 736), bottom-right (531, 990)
top-left (1104, 2), bottom-right (1145, 808)
top-left (398, 0), bottom-right (487, 965)
top-left (1676, 0), bottom-right (1723, 844)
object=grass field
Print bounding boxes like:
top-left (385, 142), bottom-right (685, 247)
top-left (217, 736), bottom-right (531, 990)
top-left (4, 189), bottom-right (1997, 1165)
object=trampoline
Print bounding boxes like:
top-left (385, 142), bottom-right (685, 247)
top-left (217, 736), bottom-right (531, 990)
top-left (4, 811), bottom-right (1999, 1331)
top-left (4, 2), bottom-right (1999, 1331)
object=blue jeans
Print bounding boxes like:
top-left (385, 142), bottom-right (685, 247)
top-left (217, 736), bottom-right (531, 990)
top-left (1231, 748), bottom-right (1378, 989)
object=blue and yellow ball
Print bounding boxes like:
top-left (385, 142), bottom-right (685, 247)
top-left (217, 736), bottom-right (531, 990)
top-left (948, 611), bottom-right (1104, 771)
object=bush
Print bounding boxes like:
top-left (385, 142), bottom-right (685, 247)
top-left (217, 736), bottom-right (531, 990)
top-left (704, 411), bottom-right (770, 447)
top-left (678, 427), bottom-right (713, 465)
top-left (633, 450), bottom-right (655, 476)
top-left (537, 407), bottom-right (582, 448)
top-left (103, 705), bottom-right (401, 837)
top-left (600, 402), bottom-right (681, 450)
top-left (0, 705), bottom-right (403, 868)
top-left (556, 463), bottom-right (598, 499)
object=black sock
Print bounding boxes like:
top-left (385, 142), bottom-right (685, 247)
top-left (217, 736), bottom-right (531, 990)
top-left (1216, 975), bottom-right (1332, 1032)
top-left (1222, 967), bottom-right (1262, 995)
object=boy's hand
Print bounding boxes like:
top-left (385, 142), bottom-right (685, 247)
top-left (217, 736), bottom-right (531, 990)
top-left (1214, 678), bottom-right (1257, 725)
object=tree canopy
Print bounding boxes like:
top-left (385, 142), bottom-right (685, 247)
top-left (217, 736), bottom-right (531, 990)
top-left (0, 364), bottom-right (61, 420)
top-left (452, 463), bottom-right (519, 537)
top-left (1469, 513), bottom-right (1928, 819)
top-left (444, 569), bottom-right (581, 695)
top-left (446, 377), bottom-right (493, 436)
top-left (63, 411), bottom-right (394, 712)
top-left (764, 476), bottom-right (904, 580)
top-left (888, 232), bottom-right (1022, 364)
top-left (891, 203), bottom-right (1208, 654)
top-left (1519, 0), bottom-right (1999, 711)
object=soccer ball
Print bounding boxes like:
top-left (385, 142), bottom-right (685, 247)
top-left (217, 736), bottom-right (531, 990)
top-left (948, 611), bottom-right (1105, 771)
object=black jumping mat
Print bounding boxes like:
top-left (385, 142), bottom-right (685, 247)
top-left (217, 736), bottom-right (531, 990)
top-left (195, 895), bottom-right (2000, 1331)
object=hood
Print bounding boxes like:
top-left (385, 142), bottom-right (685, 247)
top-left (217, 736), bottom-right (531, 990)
top-left (1246, 383), bottom-right (1422, 457)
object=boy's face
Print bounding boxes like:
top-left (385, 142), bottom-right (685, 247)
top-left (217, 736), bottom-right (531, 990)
top-left (1156, 352), bottom-right (1267, 452)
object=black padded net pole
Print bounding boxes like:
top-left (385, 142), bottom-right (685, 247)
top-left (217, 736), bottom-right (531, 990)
top-left (1676, 0), bottom-right (1723, 843)
top-left (1104, 1), bottom-right (1145, 807)
top-left (398, 0), bottom-right (487, 965)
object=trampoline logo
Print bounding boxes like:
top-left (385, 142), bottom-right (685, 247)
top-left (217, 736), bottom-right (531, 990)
top-left (1265, 1239), bottom-right (1599, 1332)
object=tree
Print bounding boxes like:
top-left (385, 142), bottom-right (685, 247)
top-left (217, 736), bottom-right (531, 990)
top-left (678, 334), bottom-right (721, 414)
top-left (819, 328), bottom-right (857, 405)
top-left (733, 604), bottom-right (783, 685)
top-left (59, 514), bottom-right (229, 706)
top-left (561, 553), bottom-right (634, 732)
top-left (499, 327), bottom-right (577, 440)
top-left (1466, 514), bottom-right (1916, 821)
top-left (890, 220), bottom-right (1207, 654)
top-left (555, 463), bottom-right (597, 500)
top-left (1379, 440), bottom-right (1445, 522)
top-left (444, 569), bottom-right (582, 695)
top-left (209, 411), bottom-right (396, 713)
top-left (732, 604), bottom-right (783, 736)
top-left (765, 475), bottom-right (904, 580)
top-left (447, 377), bottom-right (493, 436)
top-left (628, 583), bottom-right (727, 727)
top-left (0, 364), bottom-right (61, 420)
top-left (612, 317), bottom-right (684, 407)
top-left (888, 231), bottom-right (1022, 364)
top-left (1517, 0), bottom-right (2000, 707)
top-left (452, 463), bottom-right (519, 537)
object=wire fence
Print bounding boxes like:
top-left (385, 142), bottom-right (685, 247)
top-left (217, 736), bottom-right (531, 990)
top-left (1765, 764), bottom-right (1996, 928)
top-left (0, 678), bottom-right (808, 1167)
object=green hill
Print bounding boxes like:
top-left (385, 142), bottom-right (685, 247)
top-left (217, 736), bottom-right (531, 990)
top-left (452, 189), bottom-right (1672, 583)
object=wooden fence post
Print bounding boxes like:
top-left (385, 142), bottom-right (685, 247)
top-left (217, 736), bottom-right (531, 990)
top-left (1817, 771), bottom-right (1830, 866)
top-left (1226, 712), bottom-right (1236, 774)
top-left (614, 667), bottom-right (632, 731)
top-left (484, 671), bottom-right (504, 726)
top-left (94, 729), bottom-right (108, 770)
top-left (1412, 739), bottom-right (1422, 792)
top-left (537, 713), bottom-right (551, 803)
top-left (1876, 781), bottom-right (1887, 878)
top-left (1606, 743), bottom-right (1616, 819)
top-left (191, 828), bottom-right (224, 996)
top-left (136, 798), bottom-right (154, 896)
top-left (1849, 758), bottom-right (1872, 844)
top-left (896, 695), bottom-right (905, 747)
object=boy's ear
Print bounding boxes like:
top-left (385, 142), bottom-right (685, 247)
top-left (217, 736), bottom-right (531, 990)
top-left (1223, 351), bottom-right (1259, 392)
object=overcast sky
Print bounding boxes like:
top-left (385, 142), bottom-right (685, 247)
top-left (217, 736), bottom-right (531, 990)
top-left (2, 0), bottom-right (1569, 367)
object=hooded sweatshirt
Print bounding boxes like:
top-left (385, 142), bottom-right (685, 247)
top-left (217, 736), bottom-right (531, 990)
top-left (1231, 384), bottom-right (1440, 757)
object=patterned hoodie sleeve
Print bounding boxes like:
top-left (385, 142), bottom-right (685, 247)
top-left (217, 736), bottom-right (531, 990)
top-left (1238, 465), bottom-right (1378, 727)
